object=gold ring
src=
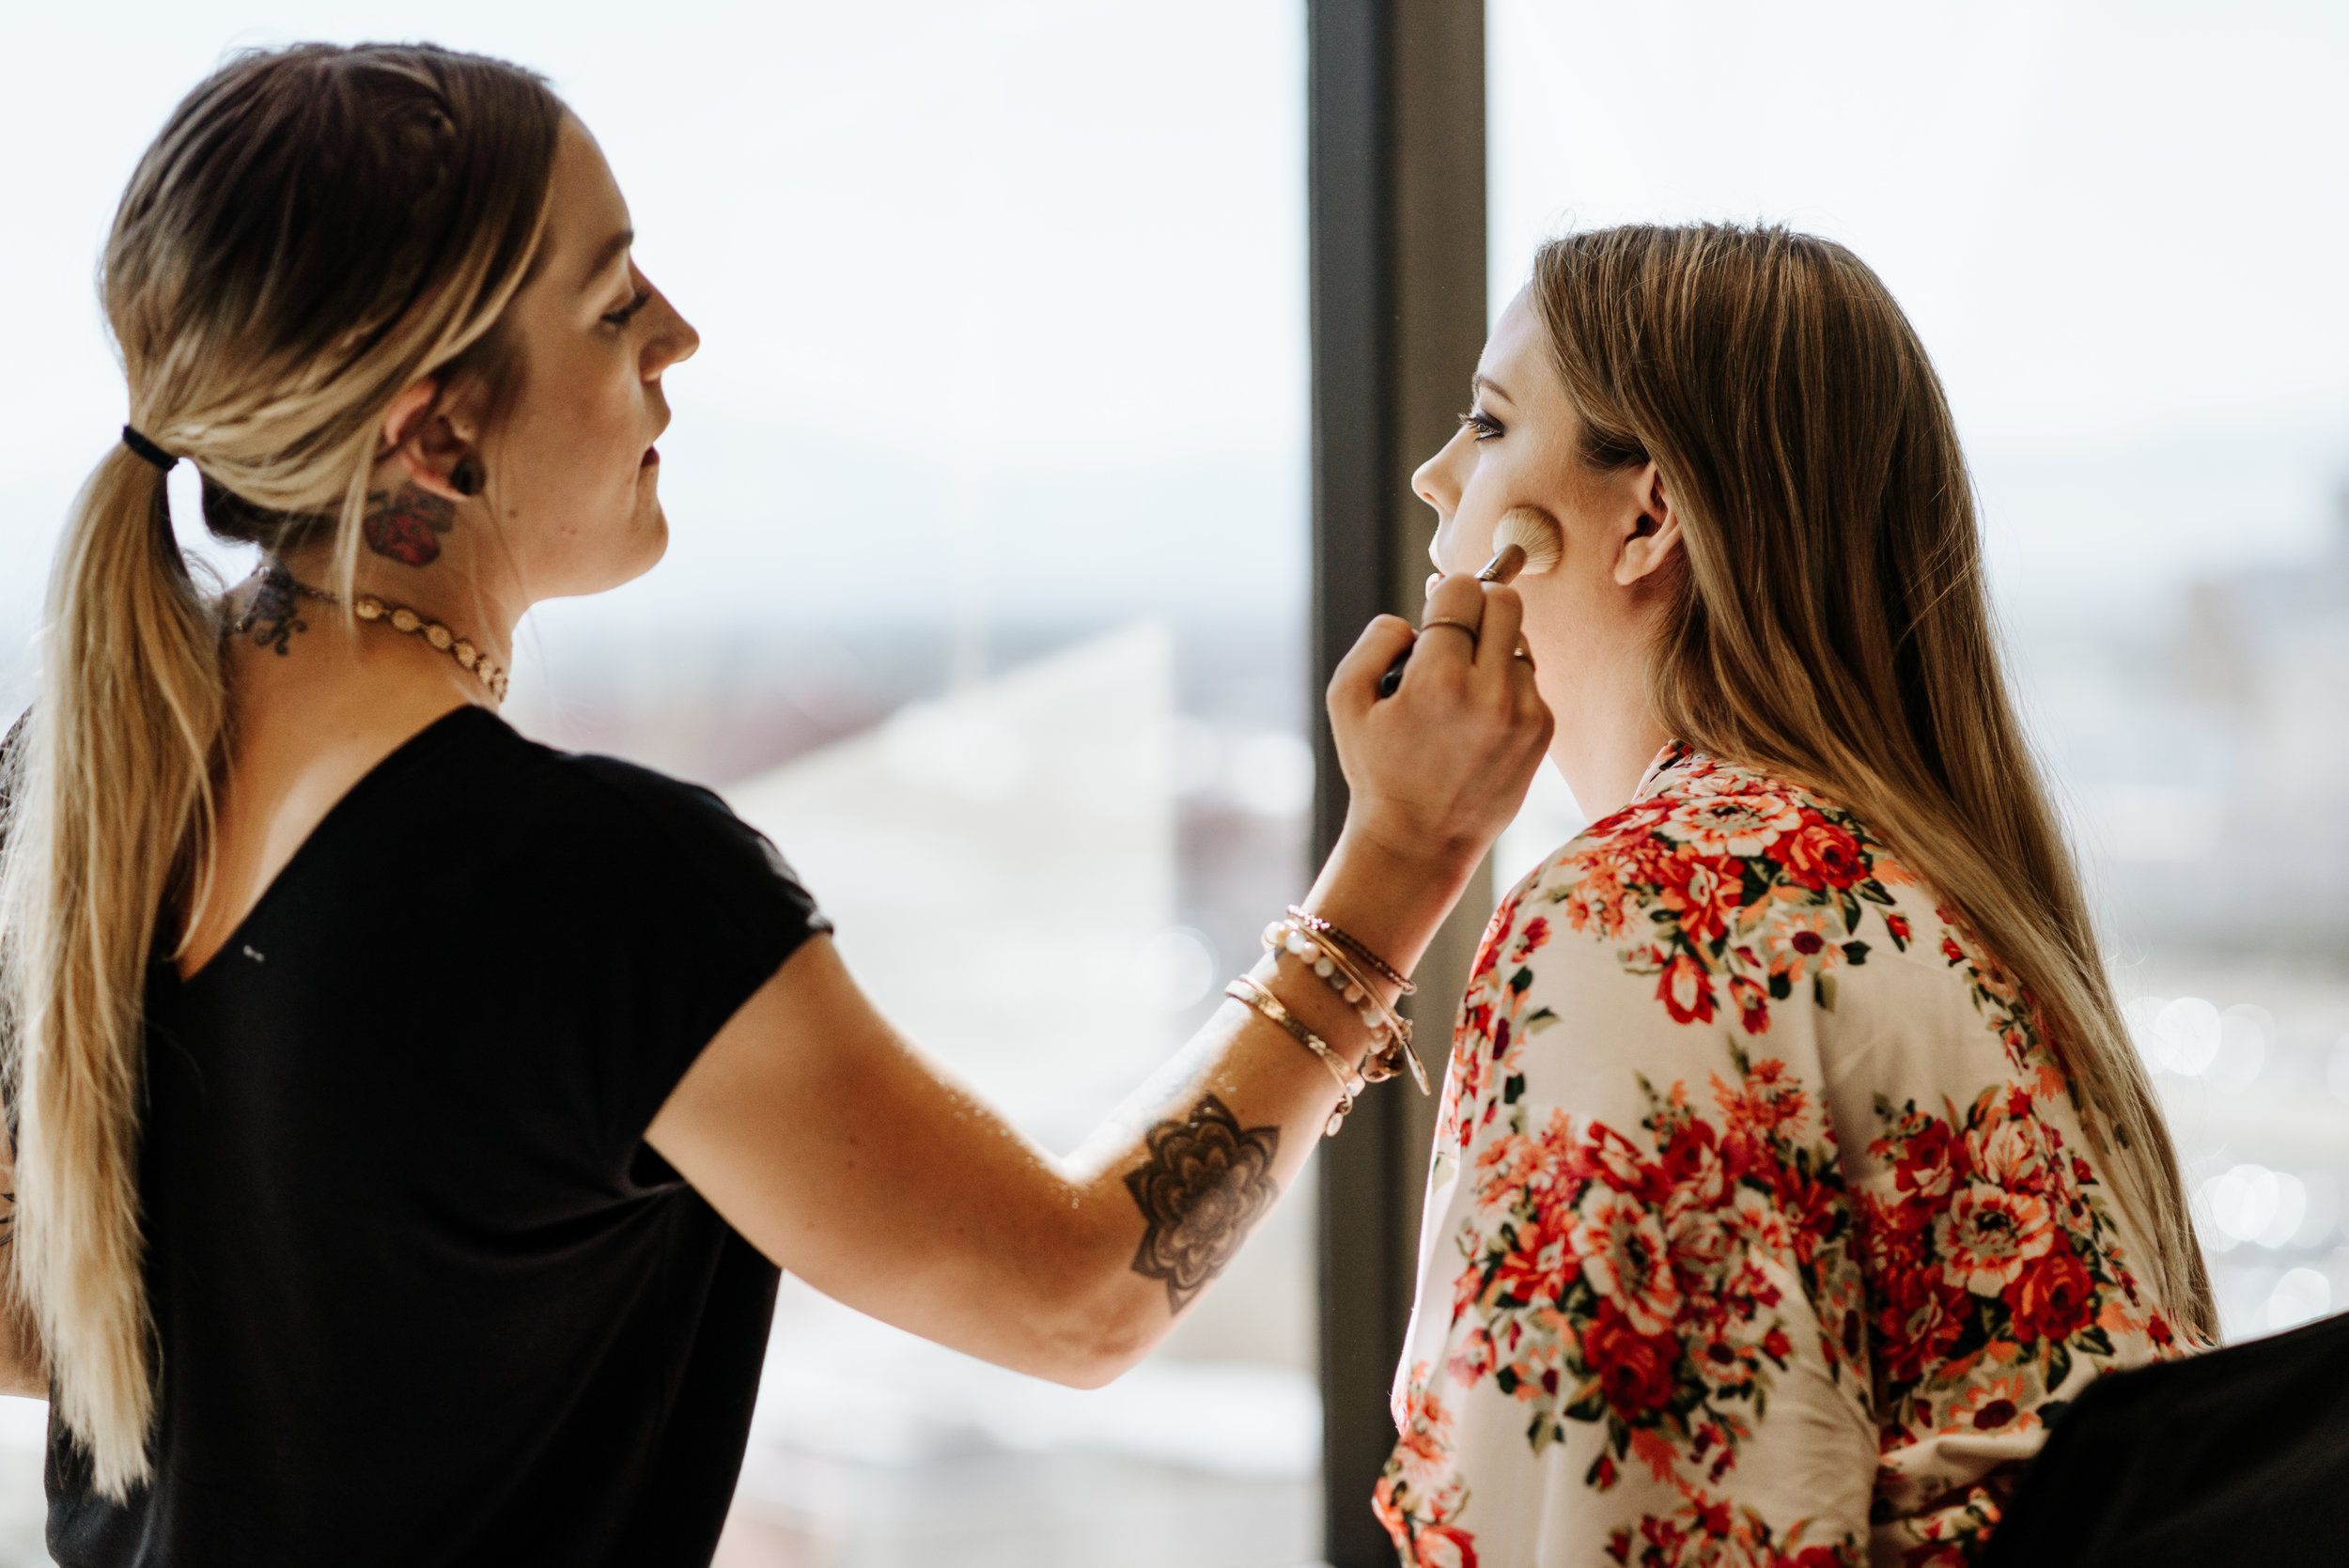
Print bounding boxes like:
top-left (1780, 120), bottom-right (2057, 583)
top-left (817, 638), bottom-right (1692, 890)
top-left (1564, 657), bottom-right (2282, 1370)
top-left (1419, 616), bottom-right (1478, 640)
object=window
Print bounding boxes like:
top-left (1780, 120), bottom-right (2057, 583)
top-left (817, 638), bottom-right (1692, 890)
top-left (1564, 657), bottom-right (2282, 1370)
top-left (1488, 0), bottom-right (2349, 1343)
top-left (3, 5), bottom-right (1315, 1563)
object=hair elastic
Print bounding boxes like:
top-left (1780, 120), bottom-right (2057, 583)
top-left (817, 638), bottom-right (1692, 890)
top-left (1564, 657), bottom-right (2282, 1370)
top-left (121, 426), bottom-right (178, 473)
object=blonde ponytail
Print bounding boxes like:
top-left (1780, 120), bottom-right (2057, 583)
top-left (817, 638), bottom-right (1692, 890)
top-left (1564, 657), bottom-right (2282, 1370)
top-left (0, 44), bottom-right (562, 1494)
top-left (2, 445), bottom-right (223, 1496)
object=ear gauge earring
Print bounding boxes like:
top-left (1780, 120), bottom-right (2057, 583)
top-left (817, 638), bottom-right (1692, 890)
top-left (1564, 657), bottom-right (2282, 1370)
top-left (450, 459), bottom-right (484, 498)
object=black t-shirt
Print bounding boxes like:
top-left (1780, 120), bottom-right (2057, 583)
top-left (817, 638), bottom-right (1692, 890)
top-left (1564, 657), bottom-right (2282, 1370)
top-left (45, 706), bottom-right (829, 1567)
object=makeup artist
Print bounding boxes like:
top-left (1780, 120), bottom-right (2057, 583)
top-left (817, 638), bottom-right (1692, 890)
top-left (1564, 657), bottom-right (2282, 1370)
top-left (0, 43), bottom-right (1549, 1567)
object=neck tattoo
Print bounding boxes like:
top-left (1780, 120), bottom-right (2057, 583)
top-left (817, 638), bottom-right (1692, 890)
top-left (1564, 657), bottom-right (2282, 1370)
top-left (234, 562), bottom-right (509, 704)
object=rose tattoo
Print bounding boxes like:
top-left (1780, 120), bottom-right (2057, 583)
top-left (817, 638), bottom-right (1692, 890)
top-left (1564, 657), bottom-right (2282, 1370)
top-left (363, 483), bottom-right (457, 567)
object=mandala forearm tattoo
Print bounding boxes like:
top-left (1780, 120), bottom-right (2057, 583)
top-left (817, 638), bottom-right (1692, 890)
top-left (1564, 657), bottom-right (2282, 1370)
top-left (363, 483), bottom-right (456, 567)
top-left (1124, 1094), bottom-right (1280, 1312)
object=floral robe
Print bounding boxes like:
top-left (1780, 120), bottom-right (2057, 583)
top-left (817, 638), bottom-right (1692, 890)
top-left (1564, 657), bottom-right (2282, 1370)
top-left (1377, 746), bottom-right (2183, 1568)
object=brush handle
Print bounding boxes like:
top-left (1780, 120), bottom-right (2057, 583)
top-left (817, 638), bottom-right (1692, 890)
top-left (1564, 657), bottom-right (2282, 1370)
top-left (1375, 544), bottom-right (1526, 700)
top-left (1376, 648), bottom-right (1412, 699)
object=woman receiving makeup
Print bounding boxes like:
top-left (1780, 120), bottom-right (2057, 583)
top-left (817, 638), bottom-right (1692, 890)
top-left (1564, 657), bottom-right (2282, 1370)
top-left (1375, 226), bottom-right (2214, 1567)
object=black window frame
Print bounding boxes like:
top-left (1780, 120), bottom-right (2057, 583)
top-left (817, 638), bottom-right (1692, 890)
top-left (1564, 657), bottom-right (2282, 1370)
top-left (1306, 3), bottom-right (1491, 1561)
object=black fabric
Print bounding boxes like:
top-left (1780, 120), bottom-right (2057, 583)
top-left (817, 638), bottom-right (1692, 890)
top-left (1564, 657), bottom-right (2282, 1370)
top-left (46, 706), bottom-right (829, 1567)
top-left (1979, 1309), bottom-right (2349, 1566)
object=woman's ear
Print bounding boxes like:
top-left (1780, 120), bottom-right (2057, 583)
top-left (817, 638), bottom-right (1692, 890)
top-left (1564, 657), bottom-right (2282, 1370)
top-left (379, 375), bottom-right (485, 503)
top-left (1612, 462), bottom-right (1683, 587)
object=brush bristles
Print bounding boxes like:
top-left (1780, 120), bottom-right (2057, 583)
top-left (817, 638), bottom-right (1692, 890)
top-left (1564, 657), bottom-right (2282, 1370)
top-left (1492, 507), bottom-right (1564, 575)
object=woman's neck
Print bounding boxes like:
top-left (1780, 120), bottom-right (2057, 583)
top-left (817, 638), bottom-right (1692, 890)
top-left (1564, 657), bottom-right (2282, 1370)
top-left (1546, 677), bottom-right (1672, 825)
top-left (272, 539), bottom-right (522, 676)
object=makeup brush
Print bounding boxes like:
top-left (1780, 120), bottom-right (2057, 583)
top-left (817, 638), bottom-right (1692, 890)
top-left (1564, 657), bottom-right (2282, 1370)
top-left (1377, 507), bottom-right (1563, 697)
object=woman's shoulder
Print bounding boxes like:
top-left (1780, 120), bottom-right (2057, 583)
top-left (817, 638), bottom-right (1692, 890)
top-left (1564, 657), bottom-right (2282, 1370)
top-left (439, 708), bottom-right (823, 912)
top-left (1495, 746), bottom-right (1926, 1034)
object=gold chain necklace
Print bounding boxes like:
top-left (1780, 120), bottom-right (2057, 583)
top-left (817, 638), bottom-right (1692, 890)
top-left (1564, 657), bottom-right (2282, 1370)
top-left (236, 566), bottom-right (509, 703)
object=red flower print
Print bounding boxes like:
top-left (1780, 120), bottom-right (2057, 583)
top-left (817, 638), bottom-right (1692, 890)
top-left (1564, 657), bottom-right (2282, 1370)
top-left (1658, 1120), bottom-right (1728, 1216)
top-left (1667, 1207), bottom-right (1734, 1281)
top-left (1447, 1328), bottom-right (1497, 1385)
top-left (1657, 792), bottom-right (1801, 857)
top-left (1885, 911), bottom-right (1913, 945)
top-left (1657, 850), bottom-right (1746, 945)
top-left (2005, 1248), bottom-right (2094, 1343)
top-left (1730, 974), bottom-right (1771, 1035)
top-left (1584, 1298), bottom-right (1682, 1419)
top-left (1375, 1480), bottom-right (1482, 1568)
top-left (1935, 1184), bottom-right (2056, 1295)
top-left (1887, 1118), bottom-right (1964, 1211)
top-left (1390, 1367), bottom-right (1455, 1481)
top-left (1491, 1211), bottom-right (1578, 1309)
top-left (1572, 1184), bottom-right (1684, 1333)
top-left (1774, 816), bottom-right (1868, 890)
top-left (1760, 908), bottom-right (1841, 981)
top-left (1716, 1057), bottom-right (1812, 1139)
top-left (1879, 1277), bottom-right (1970, 1386)
top-left (1511, 916), bottom-right (1551, 960)
top-left (1574, 1124), bottom-right (1657, 1198)
top-left (1656, 950), bottom-right (1718, 1025)
top-left (1408, 1524), bottom-right (1479, 1568)
top-left (1947, 1374), bottom-right (2030, 1435)
top-left (1968, 1114), bottom-right (2047, 1194)
top-left (1776, 1173), bottom-right (1845, 1268)
top-left (1470, 899), bottom-right (1517, 981)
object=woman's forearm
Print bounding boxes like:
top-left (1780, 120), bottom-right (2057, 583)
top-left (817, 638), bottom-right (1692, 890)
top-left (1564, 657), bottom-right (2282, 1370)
top-left (651, 576), bottom-right (1549, 1382)
top-left (1030, 825), bottom-right (1478, 1378)
top-left (649, 828), bottom-right (1470, 1387)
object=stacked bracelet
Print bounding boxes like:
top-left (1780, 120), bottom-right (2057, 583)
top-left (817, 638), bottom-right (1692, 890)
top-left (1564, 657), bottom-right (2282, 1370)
top-left (1260, 913), bottom-right (1431, 1096)
top-left (1227, 974), bottom-right (1362, 1137)
top-left (1285, 906), bottom-right (1415, 993)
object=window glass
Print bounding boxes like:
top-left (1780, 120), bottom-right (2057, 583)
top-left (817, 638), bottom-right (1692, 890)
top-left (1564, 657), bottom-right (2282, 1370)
top-left (1490, 0), bottom-right (2349, 1343)
top-left (0, 4), bottom-right (1315, 1562)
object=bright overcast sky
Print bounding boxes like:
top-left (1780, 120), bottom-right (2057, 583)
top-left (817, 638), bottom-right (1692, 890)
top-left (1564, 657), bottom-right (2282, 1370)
top-left (4, 0), bottom-right (2345, 675)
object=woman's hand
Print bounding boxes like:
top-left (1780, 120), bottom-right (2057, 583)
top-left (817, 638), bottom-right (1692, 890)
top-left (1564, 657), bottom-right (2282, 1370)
top-left (1332, 573), bottom-right (1552, 870)
top-left (1292, 573), bottom-right (1554, 986)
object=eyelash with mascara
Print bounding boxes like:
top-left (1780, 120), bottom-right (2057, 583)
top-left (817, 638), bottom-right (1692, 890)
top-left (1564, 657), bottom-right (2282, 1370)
top-left (1458, 409), bottom-right (1503, 441)
top-left (603, 289), bottom-right (652, 328)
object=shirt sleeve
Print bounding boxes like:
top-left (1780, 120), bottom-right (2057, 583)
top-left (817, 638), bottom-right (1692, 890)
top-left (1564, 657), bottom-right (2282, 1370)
top-left (1378, 840), bottom-right (1878, 1568)
top-left (501, 753), bottom-right (832, 1179)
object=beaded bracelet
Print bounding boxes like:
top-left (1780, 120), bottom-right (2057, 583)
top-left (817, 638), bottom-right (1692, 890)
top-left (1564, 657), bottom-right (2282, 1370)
top-left (1261, 918), bottom-right (1431, 1096)
top-left (1227, 975), bottom-right (1361, 1136)
top-left (1285, 907), bottom-right (1415, 994)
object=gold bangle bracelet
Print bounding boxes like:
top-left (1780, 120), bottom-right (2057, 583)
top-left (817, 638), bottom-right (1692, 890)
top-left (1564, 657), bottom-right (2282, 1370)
top-left (1227, 975), bottom-right (1360, 1137)
top-left (1262, 919), bottom-right (1429, 1096)
top-left (1285, 906), bottom-right (1414, 993)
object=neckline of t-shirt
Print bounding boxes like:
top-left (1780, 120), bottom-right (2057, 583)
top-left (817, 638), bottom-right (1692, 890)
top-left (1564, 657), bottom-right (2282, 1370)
top-left (170, 703), bottom-right (508, 989)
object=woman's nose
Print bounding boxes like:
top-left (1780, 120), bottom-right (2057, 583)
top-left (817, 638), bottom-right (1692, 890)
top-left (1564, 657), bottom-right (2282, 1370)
top-left (646, 293), bottom-right (701, 376)
top-left (1412, 427), bottom-right (1469, 516)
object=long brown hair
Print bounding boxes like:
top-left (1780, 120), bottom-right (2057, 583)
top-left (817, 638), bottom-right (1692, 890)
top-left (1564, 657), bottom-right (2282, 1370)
top-left (0, 43), bottom-right (563, 1495)
top-left (1530, 223), bottom-right (2217, 1342)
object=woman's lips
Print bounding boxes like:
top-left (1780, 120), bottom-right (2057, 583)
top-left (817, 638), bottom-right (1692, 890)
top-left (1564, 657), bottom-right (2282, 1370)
top-left (641, 446), bottom-right (660, 468)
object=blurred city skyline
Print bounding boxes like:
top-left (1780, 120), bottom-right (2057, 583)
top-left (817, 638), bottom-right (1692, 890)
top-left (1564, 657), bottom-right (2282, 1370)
top-left (8, 1), bottom-right (2348, 677)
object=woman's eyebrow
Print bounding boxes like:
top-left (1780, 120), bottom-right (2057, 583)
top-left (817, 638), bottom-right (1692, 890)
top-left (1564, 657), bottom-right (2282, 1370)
top-left (580, 227), bottom-right (635, 289)
top-left (1472, 373), bottom-right (1516, 404)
